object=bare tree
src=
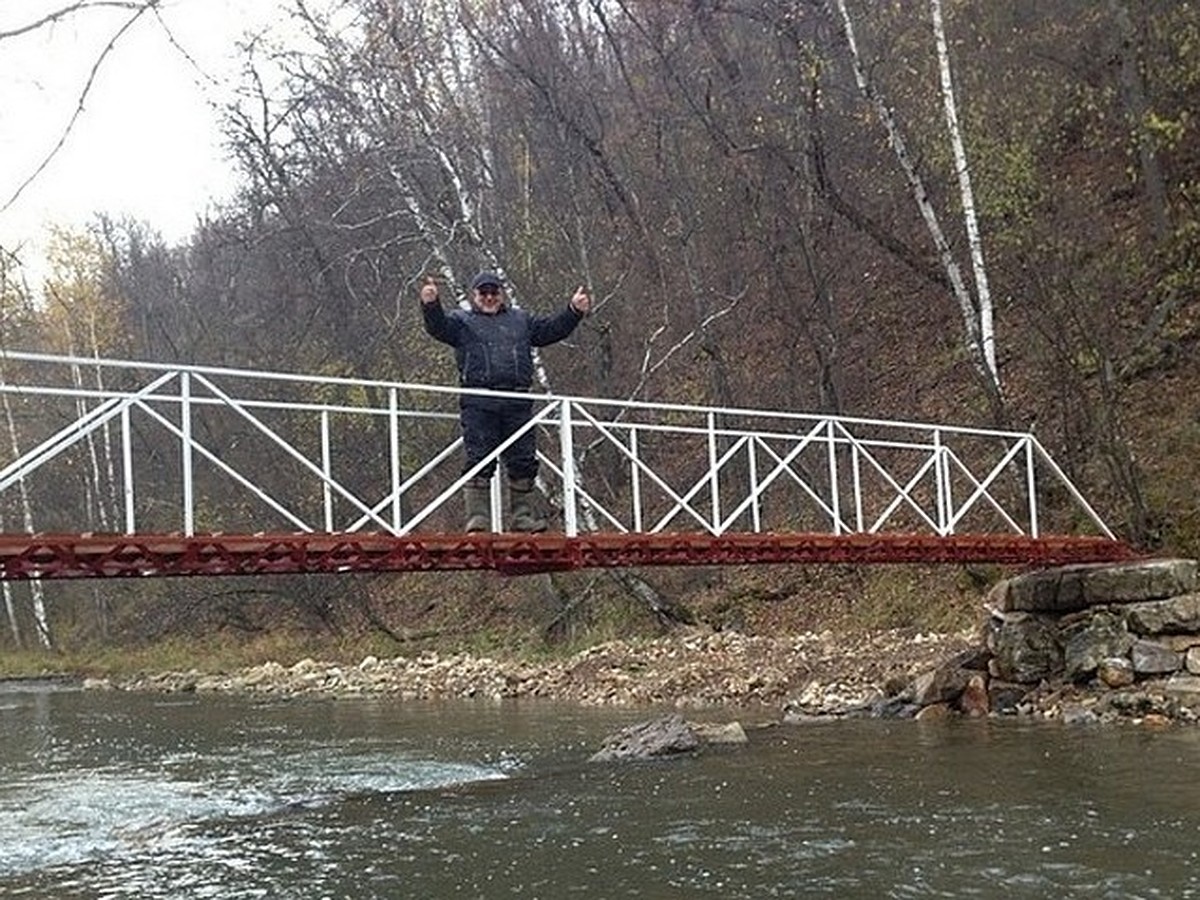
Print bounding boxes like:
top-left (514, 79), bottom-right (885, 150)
top-left (827, 0), bottom-right (1004, 418)
top-left (930, 0), bottom-right (996, 397)
top-left (1106, 0), bottom-right (1169, 242)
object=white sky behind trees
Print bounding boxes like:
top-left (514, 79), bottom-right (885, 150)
top-left (0, 0), bottom-right (292, 274)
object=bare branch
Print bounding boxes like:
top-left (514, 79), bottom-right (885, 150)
top-left (0, 1), bottom-right (148, 40)
top-left (1, 1), bottom-right (161, 214)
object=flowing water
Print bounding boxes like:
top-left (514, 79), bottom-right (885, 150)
top-left (2, 680), bottom-right (1199, 899)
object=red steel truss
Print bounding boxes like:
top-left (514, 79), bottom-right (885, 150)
top-left (0, 531), bottom-right (1138, 580)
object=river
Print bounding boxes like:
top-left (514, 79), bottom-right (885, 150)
top-left (2, 680), bottom-right (1198, 898)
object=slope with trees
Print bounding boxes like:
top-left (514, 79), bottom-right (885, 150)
top-left (1, 0), bottom-right (1197, 655)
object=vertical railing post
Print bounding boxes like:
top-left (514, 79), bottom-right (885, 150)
top-left (630, 426), bottom-right (642, 533)
top-left (933, 428), bottom-right (948, 536)
top-left (561, 398), bottom-right (578, 537)
top-left (121, 406), bottom-right (135, 534)
top-left (826, 419), bottom-right (841, 535)
top-left (180, 372), bottom-right (194, 536)
top-left (707, 411), bottom-right (720, 533)
top-left (851, 435), bottom-right (864, 533)
top-left (321, 410), bottom-right (333, 532)
top-left (389, 388), bottom-right (401, 533)
top-left (1025, 436), bottom-right (1039, 538)
top-left (749, 437), bottom-right (761, 533)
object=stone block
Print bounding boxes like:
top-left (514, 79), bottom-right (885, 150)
top-left (1098, 657), bottom-right (1134, 688)
top-left (1188, 647), bottom-right (1200, 675)
top-left (1124, 593), bottom-right (1200, 635)
top-left (1130, 639), bottom-right (1182, 675)
top-left (958, 673), bottom-right (989, 717)
top-left (986, 680), bottom-right (1028, 713)
top-left (688, 721), bottom-right (748, 745)
top-left (911, 665), bottom-right (970, 706)
top-left (1060, 611), bottom-right (1131, 681)
top-left (1164, 634), bottom-right (1200, 653)
top-left (1162, 674), bottom-right (1200, 705)
top-left (915, 703), bottom-right (951, 722)
top-left (988, 614), bottom-right (1063, 683)
top-left (590, 714), bottom-right (699, 762)
top-left (994, 559), bottom-right (1197, 614)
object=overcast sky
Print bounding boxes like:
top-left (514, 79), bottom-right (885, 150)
top-left (0, 0), bottom-right (290, 269)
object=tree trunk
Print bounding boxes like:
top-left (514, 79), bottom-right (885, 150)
top-left (0, 509), bottom-right (20, 647)
top-left (1107, 0), bottom-right (1169, 242)
top-left (828, 0), bottom-right (1005, 416)
top-left (0, 380), bottom-right (52, 648)
top-left (931, 0), bottom-right (999, 395)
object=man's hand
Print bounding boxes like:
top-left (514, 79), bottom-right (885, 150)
top-left (419, 276), bottom-right (440, 305)
top-left (570, 285), bottom-right (591, 315)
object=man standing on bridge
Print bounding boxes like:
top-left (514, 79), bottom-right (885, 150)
top-left (419, 271), bottom-right (589, 533)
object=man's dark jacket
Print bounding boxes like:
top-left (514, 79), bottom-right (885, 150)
top-left (421, 301), bottom-right (583, 391)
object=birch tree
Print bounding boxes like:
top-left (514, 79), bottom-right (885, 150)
top-left (930, 0), bottom-right (996, 397)
top-left (42, 228), bottom-right (126, 532)
top-left (1, 578), bottom-right (19, 646)
top-left (0, 248), bottom-right (51, 647)
top-left (0, 382), bottom-right (52, 648)
top-left (0, 256), bottom-right (24, 646)
top-left (828, 0), bottom-right (1003, 417)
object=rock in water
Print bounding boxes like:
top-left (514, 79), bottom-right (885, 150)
top-left (589, 714), bottom-right (700, 762)
top-left (688, 720), bottom-right (748, 745)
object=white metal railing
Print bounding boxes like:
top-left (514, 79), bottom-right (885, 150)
top-left (0, 350), bottom-right (1115, 540)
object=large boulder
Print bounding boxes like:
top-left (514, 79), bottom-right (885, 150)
top-left (990, 559), bottom-right (1197, 614)
top-left (1060, 611), bottom-right (1132, 681)
top-left (589, 715), bottom-right (700, 762)
top-left (910, 663), bottom-right (972, 706)
top-left (986, 612), bottom-right (1063, 683)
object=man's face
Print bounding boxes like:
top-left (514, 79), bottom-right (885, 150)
top-left (472, 285), bottom-right (504, 314)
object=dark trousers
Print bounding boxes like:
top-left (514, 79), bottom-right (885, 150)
top-left (460, 396), bottom-right (537, 481)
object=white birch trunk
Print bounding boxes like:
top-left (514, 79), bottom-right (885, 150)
top-left (0, 385), bottom-right (52, 648)
top-left (87, 316), bottom-right (120, 527)
top-left (51, 297), bottom-right (114, 530)
top-left (0, 509), bottom-right (20, 646)
top-left (2, 581), bottom-right (19, 646)
top-left (68, 360), bottom-right (104, 529)
top-left (830, 0), bottom-right (1002, 402)
top-left (931, 0), bottom-right (999, 390)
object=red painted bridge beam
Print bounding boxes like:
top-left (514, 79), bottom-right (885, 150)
top-left (0, 531), bottom-right (1138, 580)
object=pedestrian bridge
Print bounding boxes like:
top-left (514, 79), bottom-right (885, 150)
top-left (0, 351), bottom-right (1132, 579)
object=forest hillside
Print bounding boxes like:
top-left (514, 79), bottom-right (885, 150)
top-left (0, 0), bottom-right (1197, 661)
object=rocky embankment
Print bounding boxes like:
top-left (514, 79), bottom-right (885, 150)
top-left (91, 559), bottom-right (1200, 727)
top-left (879, 557), bottom-right (1200, 725)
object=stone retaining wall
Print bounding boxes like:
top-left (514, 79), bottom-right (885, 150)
top-left (899, 558), bottom-right (1200, 723)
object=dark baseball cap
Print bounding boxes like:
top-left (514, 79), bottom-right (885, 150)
top-left (471, 271), bottom-right (503, 290)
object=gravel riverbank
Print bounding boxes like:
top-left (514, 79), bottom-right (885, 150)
top-left (85, 559), bottom-right (1200, 728)
top-left (92, 626), bottom-right (975, 715)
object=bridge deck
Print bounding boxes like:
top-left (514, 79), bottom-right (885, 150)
top-left (0, 531), bottom-right (1137, 580)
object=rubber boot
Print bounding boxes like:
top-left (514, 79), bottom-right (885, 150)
top-left (463, 477), bottom-right (492, 533)
top-left (507, 477), bottom-right (547, 533)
